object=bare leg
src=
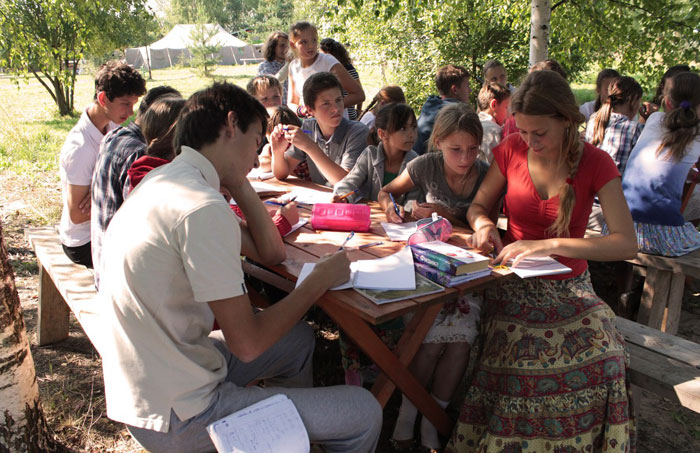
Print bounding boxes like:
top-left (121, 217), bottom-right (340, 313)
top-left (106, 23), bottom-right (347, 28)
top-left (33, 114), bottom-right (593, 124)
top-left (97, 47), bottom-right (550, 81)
top-left (392, 343), bottom-right (444, 441)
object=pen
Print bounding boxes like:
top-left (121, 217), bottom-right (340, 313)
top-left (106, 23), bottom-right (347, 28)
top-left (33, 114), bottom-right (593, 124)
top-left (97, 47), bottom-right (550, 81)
top-left (357, 241), bottom-right (383, 250)
top-left (388, 193), bottom-right (403, 220)
top-left (264, 195), bottom-right (297, 206)
top-left (337, 189), bottom-right (358, 201)
top-left (283, 127), bottom-right (312, 134)
top-left (338, 231), bottom-right (355, 251)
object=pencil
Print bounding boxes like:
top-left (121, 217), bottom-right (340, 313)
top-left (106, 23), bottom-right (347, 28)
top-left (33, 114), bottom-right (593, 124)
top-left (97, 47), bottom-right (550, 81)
top-left (337, 189), bottom-right (358, 201)
top-left (357, 241), bottom-right (383, 250)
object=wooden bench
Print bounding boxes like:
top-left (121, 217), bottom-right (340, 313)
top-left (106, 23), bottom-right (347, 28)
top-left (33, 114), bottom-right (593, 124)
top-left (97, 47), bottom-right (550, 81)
top-left (24, 226), bottom-right (271, 348)
top-left (24, 226), bottom-right (102, 347)
top-left (615, 316), bottom-right (700, 414)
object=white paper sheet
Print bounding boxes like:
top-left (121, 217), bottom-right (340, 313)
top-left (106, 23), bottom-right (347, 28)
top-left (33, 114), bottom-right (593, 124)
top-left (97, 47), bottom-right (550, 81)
top-left (247, 168), bottom-right (275, 180)
top-left (381, 221), bottom-right (418, 241)
top-left (295, 262), bottom-right (359, 290)
top-left (206, 394), bottom-right (309, 453)
top-left (279, 188), bottom-right (333, 205)
top-left (508, 256), bottom-right (572, 279)
top-left (352, 246), bottom-right (416, 290)
top-left (284, 218), bottom-right (308, 237)
top-left (250, 181), bottom-right (285, 194)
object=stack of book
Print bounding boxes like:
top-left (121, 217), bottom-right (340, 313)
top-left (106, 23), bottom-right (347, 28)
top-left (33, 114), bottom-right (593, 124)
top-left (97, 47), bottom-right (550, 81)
top-left (410, 240), bottom-right (491, 287)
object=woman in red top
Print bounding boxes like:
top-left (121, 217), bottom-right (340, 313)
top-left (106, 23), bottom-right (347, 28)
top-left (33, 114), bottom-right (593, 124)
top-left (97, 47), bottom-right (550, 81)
top-left (446, 70), bottom-right (638, 452)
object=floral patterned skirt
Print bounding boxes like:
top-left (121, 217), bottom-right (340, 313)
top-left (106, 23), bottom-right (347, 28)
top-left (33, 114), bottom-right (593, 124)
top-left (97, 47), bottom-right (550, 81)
top-left (446, 271), bottom-right (635, 453)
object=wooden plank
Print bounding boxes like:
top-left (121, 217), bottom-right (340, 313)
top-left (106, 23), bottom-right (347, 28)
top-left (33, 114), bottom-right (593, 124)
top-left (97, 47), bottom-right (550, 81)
top-left (318, 294), bottom-right (454, 435)
top-left (664, 272), bottom-right (685, 335)
top-left (371, 302), bottom-right (444, 406)
top-left (627, 249), bottom-right (700, 279)
top-left (615, 317), bottom-right (700, 368)
top-left (638, 268), bottom-right (667, 328)
top-left (37, 264), bottom-right (70, 346)
top-left (625, 342), bottom-right (700, 413)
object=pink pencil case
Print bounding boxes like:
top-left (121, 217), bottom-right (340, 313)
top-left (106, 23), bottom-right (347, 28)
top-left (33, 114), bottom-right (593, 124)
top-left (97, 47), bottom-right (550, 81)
top-left (311, 203), bottom-right (371, 232)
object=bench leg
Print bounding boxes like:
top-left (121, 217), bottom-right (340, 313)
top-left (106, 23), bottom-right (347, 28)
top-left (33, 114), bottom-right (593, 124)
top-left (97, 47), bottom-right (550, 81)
top-left (663, 272), bottom-right (685, 335)
top-left (37, 263), bottom-right (70, 346)
top-left (637, 268), bottom-right (671, 330)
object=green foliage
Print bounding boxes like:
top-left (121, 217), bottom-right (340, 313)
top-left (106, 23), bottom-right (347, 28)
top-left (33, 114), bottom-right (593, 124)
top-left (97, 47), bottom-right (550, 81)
top-left (297, 0), bottom-right (700, 109)
top-left (0, 0), bottom-right (156, 115)
top-left (188, 24), bottom-right (222, 77)
top-left (162, 0), bottom-right (294, 43)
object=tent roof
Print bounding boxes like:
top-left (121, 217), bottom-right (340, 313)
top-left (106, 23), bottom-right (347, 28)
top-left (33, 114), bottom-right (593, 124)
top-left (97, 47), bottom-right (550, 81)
top-left (149, 24), bottom-right (249, 50)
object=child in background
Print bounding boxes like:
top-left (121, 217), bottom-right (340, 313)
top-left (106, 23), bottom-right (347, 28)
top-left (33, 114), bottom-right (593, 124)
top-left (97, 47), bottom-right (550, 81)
top-left (320, 38), bottom-right (364, 120)
top-left (415, 64), bottom-right (474, 155)
top-left (127, 99), bottom-right (299, 237)
top-left (586, 76), bottom-right (643, 173)
top-left (477, 82), bottom-right (510, 163)
top-left (257, 31), bottom-right (290, 103)
top-left (333, 102), bottom-right (420, 203)
top-left (358, 85), bottom-right (406, 129)
top-left (287, 21), bottom-right (365, 117)
top-left (257, 106), bottom-right (310, 180)
top-left (579, 68), bottom-right (620, 122)
top-left (639, 64), bottom-right (692, 122)
top-left (246, 75), bottom-right (284, 111)
top-left (271, 72), bottom-right (369, 186)
top-left (482, 59), bottom-right (515, 93)
top-left (379, 103), bottom-right (489, 451)
top-left (621, 71), bottom-right (700, 256)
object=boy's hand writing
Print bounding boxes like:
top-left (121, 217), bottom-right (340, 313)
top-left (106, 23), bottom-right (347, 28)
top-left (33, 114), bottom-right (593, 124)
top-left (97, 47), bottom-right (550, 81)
top-left (277, 201), bottom-right (299, 225)
top-left (310, 251), bottom-right (351, 290)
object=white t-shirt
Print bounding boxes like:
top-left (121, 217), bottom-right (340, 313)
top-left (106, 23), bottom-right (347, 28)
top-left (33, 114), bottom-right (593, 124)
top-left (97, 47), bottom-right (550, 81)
top-left (58, 107), bottom-right (116, 247)
top-left (99, 146), bottom-right (247, 433)
top-left (360, 111), bottom-right (376, 129)
top-left (579, 100), bottom-right (596, 122)
top-left (288, 52), bottom-right (340, 106)
top-left (478, 111), bottom-right (502, 164)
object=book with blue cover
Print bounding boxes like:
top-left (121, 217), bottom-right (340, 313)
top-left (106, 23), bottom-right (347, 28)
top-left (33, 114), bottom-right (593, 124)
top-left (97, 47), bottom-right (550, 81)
top-left (410, 241), bottom-right (489, 276)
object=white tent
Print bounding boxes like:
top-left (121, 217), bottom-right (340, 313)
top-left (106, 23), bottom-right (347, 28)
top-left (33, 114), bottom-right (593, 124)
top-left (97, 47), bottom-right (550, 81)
top-left (125, 24), bottom-right (263, 69)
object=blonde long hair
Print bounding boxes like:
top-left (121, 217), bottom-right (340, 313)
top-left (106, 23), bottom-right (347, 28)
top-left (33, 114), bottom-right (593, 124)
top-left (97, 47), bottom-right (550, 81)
top-left (510, 70), bottom-right (585, 237)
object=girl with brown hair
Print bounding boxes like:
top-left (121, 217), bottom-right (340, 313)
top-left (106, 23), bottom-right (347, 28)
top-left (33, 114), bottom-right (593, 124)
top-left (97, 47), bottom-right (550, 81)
top-left (358, 85), bottom-right (406, 129)
top-left (447, 70), bottom-right (637, 452)
top-left (621, 71), bottom-right (700, 256)
top-left (258, 31), bottom-right (290, 103)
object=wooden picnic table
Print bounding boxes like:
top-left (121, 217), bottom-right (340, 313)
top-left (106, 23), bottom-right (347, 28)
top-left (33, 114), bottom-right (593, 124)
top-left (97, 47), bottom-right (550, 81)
top-left (247, 177), bottom-right (514, 436)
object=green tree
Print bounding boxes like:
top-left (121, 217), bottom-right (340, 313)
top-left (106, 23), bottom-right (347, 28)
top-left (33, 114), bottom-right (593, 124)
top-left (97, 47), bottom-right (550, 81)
top-left (297, 0), bottom-right (699, 107)
top-left (189, 24), bottom-right (222, 77)
top-left (0, 0), bottom-right (156, 115)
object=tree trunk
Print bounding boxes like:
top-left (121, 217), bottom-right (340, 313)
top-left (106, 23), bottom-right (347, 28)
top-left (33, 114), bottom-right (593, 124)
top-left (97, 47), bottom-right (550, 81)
top-left (0, 221), bottom-right (58, 452)
top-left (529, 0), bottom-right (551, 67)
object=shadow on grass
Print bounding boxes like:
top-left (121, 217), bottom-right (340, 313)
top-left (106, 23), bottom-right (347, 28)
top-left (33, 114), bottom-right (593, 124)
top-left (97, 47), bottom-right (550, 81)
top-left (213, 74), bottom-right (251, 82)
top-left (41, 116), bottom-right (79, 132)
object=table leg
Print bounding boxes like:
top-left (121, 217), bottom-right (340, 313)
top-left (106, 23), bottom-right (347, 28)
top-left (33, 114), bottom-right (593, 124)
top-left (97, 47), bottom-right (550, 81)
top-left (371, 303), bottom-right (443, 406)
top-left (638, 268), bottom-right (671, 329)
top-left (318, 296), bottom-right (453, 437)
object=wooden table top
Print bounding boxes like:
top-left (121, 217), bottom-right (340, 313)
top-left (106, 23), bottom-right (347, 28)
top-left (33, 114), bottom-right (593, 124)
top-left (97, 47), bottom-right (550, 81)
top-left (259, 177), bottom-right (513, 324)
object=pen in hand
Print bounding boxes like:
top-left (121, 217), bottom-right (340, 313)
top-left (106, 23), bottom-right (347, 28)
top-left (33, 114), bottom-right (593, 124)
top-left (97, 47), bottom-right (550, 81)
top-left (388, 193), bottom-right (403, 220)
top-left (337, 189), bottom-right (358, 202)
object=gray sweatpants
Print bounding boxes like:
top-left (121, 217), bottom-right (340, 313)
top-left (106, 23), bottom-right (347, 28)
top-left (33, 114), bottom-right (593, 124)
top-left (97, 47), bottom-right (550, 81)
top-left (126, 322), bottom-right (382, 453)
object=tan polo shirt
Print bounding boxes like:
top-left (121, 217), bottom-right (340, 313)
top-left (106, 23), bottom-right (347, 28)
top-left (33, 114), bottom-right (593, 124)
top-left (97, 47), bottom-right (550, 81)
top-left (99, 146), bottom-right (247, 432)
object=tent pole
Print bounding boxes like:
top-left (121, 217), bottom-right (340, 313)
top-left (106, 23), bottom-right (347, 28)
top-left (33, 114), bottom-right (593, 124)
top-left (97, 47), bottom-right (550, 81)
top-left (146, 45), bottom-right (152, 79)
top-left (167, 48), bottom-right (173, 67)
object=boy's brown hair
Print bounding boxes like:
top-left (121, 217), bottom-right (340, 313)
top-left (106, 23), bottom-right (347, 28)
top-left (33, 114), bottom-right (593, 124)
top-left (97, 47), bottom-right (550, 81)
top-left (435, 64), bottom-right (470, 97)
top-left (477, 82), bottom-right (511, 111)
top-left (246, 75), bottom-right (283, 98)
top-left (94, 61), bottom-right (147, 101)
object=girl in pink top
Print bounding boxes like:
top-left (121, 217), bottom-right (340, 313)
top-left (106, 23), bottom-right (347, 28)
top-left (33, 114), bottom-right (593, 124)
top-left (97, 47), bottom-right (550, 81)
top-left (446, 70), bottom-right (637, 452)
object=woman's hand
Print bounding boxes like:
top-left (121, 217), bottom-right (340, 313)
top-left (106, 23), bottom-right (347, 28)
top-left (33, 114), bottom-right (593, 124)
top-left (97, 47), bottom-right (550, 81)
top-left (384, 203), bottom-right (404, 223)
top-left (412, 202), bottom-right (446, 220)
top-left (494, 239), bottom-right (553, 268)
top-left (468, 224), bottom-right (503, 254)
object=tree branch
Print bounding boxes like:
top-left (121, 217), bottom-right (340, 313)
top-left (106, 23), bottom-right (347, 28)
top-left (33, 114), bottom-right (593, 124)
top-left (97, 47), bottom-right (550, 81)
top-left (551, 0), bottom-right (567, 12)
top-left (606, 0), bottom-right (697, 31)
top-left (29, 69), bottom-right (58, 105)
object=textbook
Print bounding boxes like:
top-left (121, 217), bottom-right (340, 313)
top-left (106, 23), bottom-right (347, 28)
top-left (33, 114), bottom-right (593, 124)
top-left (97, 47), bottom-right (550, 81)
top-left (206, 394), bottom-right (309, 453)
top-left (410, 241), bottom-right (490, 276)
top-left (354, 272), bottom-right (444, 304)
top-left (414, 262), bottom-right (491, 287)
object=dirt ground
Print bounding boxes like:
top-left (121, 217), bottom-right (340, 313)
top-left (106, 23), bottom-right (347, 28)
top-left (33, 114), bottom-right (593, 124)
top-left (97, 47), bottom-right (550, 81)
top-left (2, 171), bottom-right (700, 452)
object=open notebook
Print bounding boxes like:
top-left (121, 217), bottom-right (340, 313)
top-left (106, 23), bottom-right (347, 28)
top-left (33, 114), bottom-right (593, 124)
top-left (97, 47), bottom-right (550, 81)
top-left (206, 394), bottom-right (309, 453)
